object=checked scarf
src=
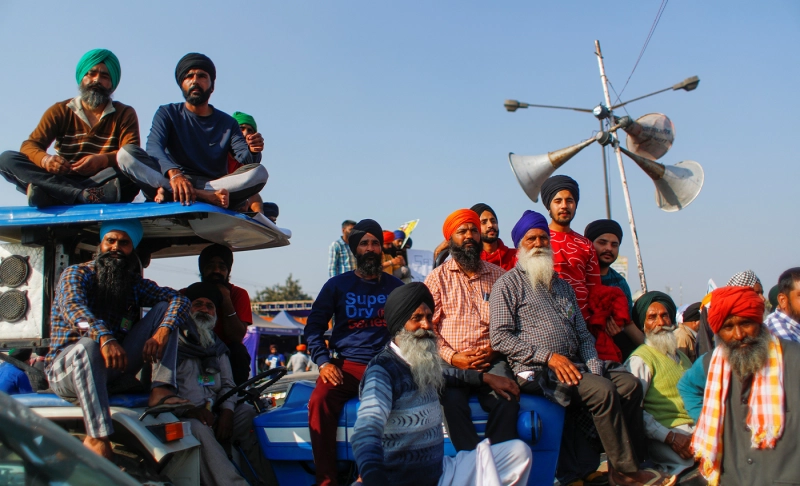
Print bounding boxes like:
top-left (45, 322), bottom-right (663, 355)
top-left (691, 334), bottom-right (785, 485)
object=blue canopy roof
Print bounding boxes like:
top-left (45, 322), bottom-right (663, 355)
top-left (249, 311), bottom-right (305, 336)
top-left (0, 202), bottom-right (290, 258)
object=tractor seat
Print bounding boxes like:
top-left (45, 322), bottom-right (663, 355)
top-left (13, 393), bottom-right (150, 408)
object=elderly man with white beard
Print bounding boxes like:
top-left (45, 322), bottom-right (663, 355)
top-left (490, 210), bottom-right (676, 486)
top-left (625, 292), bottom-right (696, 476)
top-left (352, 283), bottom-right (532, 486)
top-left (176, 282), bottom-right (273, 486)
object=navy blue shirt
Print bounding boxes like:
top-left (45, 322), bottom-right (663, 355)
top-left (305, 271), bottom-right (404, 366)
top-left (146, 103), bottom-right (261, 179)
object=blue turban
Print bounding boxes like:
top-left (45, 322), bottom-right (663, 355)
top-left (511, 210), bottom-right (549, 248)
top-left (76, 49), bottom-right (121, 91)
top-left (393, 230), bottom-right (405, 241)
top-left (99, 219), bottom-right (143, 248)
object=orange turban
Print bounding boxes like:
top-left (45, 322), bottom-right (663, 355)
top-left (383, 231), bottom-right (395, 244)
top-left (296, 344), bottom-right (307, 351)
top-left (706, 286), bottom-right (765, 334)
top-left (442, 209), bottom-right (481, 240)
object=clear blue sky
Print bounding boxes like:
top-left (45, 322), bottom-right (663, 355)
top-left (0, 1), bottom-right (797, 304)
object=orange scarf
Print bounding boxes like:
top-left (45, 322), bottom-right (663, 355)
top-left (691, 335), bottom-right (784, 485)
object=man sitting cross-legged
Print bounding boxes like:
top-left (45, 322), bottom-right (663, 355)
top-left (45, 219), bottom-right (191, 460)
top-left (118, 53), bottom-right (267, 209)
top-left (625, 292), bottom-right (696, 476)
top-left (352, 283), bottom-right (532, 486)
top-left (489, 210), bottom-right (676, 486)
top-left (0, 49), bottom-right (140, 207)
top-left (176, 283), bottom-right (274, 486)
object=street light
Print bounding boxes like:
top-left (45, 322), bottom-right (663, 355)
top-left (504, 75), bottom-right (699, 113)
top-left (611, 76), bottom-right (700, 110)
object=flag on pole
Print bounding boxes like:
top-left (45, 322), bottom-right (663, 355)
top-left (397, 219), bottom-right (419, 247)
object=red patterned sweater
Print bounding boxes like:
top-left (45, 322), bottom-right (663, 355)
top-left (549, 229), bottom-right (601, 319)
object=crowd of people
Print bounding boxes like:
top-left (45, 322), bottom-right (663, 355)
top-left (2, 47), bottom-right (799, 486)
top-left (0, 48), bottom-right (278, 220)
top-left (308, 173), bottom-right (800, 486)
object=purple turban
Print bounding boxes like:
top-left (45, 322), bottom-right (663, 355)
top-left (511, 210), bottom-right (549, 248)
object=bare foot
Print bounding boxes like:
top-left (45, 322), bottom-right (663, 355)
top-left (148, 386), bottom-right (189, 407)
top-left (154, 187), bottom-right (167, 203)
top-left (249, 199), bottom-right (263, 214)
top-left (84, 436), bottom-right (114, 461)
top-left (196, 188), bottom-right (229, 208)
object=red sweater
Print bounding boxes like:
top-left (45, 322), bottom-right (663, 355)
top-left (481, 239), bottom-right (517, 271)
top-left (550, 229), bottom-right (601, 319)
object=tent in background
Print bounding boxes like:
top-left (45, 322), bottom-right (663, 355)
top-left (244, 311), bottom-right (306, 378)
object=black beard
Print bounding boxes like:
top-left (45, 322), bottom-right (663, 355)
top-left (356, 252), bottom-right (383, 278)
top-left (79, 82), bottom-right (112, 109)
top-left (721, 327), bottom-right (771, 380)
top-left (598, 259), bottom-right (612, 269)
top-left (549, 210), bottom-right (574, 226)
top-left (95, 251), bottom-right (139, 315)
top-left (449, 238), bottom-right (482, 273)
top-left (481, 234), bottom-right (498, 244)
top-left (182, 84), bottom-right (212, 106)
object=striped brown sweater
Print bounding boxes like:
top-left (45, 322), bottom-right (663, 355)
top-left (20, 97), bottom-right (139, 168)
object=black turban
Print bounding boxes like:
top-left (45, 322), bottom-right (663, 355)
top-left (470, 203), bottom-right (497, 219)
top-left (199, 244), bottom-right (233, 273)
top-left (348, 219), bottom-right (383, 255)
top-left (632, 291), bottom-right (676, 330)
top-left (262, 202), bottom-right (279, 219)
top-left (584, 219), bottom-right (623, 243)
top-left (175, 53), bottom-right (216, 86)
top-left (184, 282), bottom-right (223, 314)
top-left (540, 175), bottom-right (580, 209)
top-left (385, 282), bottom-right (434, 337)
top-left (682, 302), bottom-right (702, 323)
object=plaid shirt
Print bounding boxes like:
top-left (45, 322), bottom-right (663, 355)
top-left (765, 310), bottom-right (800, 343)
top-left (328, 237), bottom-right (356, 278)
top-left (46, 261), bottom-right (191, 366)
top-left (425, 259), bottom-right (505, 364)
top-left (489, 265), bottom-right (602, 376)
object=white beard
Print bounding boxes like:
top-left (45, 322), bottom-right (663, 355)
top-left (517, 246), bottom-right (555, 290)
top-left (191, 311), bottom-right (217, 348)
top-left (645, 328), bottom-right (678, 358)
top-left (395, 329), bottom-right (444, 392)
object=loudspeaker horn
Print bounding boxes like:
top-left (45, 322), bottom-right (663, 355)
top-left (621, 113), bottom-right (675, 160)
top-left (508, 134), bottom-right (600, 203)
top-left (618, 146), bottom-right (704, 212)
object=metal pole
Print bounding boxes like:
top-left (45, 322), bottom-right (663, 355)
top-left (600, 119), bottom-right (611, 219)
top-left (594, 40), bottom-right (647, 292)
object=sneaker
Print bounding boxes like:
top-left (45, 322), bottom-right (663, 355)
top-left (26, 184), bottom-right (61, 208)
top-left (82, 178), bottom-right (121, 204)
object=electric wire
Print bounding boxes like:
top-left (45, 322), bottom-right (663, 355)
top-left (613, 0), bottom-right (669, 105)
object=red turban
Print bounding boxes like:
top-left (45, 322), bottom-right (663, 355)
top-left (706, 286), bottom-right (765, 334)
top-left (383, 231), bottom-right (395, 244)
top-left (442, 209), bottom-right (481, 240)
